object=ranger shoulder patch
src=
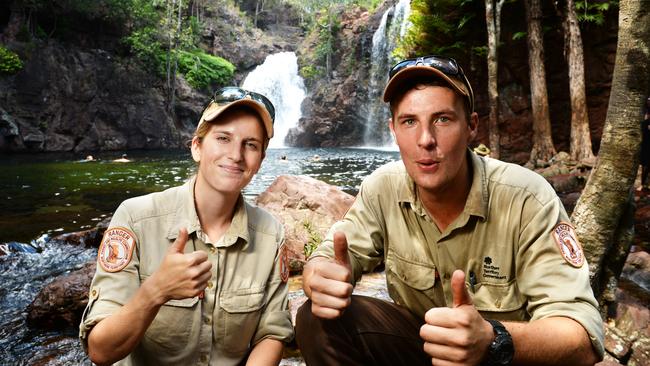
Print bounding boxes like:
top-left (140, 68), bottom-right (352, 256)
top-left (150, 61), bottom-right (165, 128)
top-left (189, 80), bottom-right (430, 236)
top-left (98, 227), bottom-right (136, 273)
top-left (552, 222), bottom-right (584, 268)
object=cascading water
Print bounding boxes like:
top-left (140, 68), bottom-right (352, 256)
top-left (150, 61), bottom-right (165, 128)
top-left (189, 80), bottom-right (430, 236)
top-left (363, 0), bottom-right (412, 147)
top-left (242, 52), bottom-right (306, 149)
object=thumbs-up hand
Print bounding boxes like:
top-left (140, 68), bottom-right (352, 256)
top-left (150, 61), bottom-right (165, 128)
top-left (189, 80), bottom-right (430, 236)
top-left (302, 231), bottom-right (353, 319)
top-left (146, 228), bottom-right (213, 305)
top-left (419, 270), bottom-right (494, 365)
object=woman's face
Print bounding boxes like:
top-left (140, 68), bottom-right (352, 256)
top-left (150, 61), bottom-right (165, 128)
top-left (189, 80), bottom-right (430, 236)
top-left (191, 109), bottom-right (266, 196)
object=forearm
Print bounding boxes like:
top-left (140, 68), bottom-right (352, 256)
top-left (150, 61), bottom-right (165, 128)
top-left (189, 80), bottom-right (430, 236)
top-left (87, 280), bottom-right (165, 365)
top-left (246, 338), bottom-right (284, 366)
top-left (504, 317), bottom-right (598, 366)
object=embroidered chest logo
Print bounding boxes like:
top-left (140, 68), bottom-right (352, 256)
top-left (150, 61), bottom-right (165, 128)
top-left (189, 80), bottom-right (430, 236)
top-left (552, 222), bottom-right (584, 268)
top-left (98, 227), bottom-right (136, 273)
top-left (483, 256), bottom-right (506, 280)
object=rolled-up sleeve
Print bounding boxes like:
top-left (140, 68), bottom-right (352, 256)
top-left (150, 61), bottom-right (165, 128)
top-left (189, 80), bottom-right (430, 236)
top-left (78, 203), bottom-right (141, 351)
top-left (517, 196), bottom-right (604, 358)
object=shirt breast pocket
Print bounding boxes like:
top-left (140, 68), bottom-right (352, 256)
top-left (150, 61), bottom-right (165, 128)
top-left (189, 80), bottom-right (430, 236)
top-left (218, 287), bottom-right (266, 356)
top-left (143, 297), bottom-right (201, 355)
top-left (473, 280), bottom-right (527, 319)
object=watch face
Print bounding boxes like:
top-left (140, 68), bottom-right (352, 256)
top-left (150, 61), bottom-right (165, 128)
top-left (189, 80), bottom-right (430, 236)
top-left (493, 337), bottom-right (514, 364)
top-left (487, 320), bottom-right (514, 366)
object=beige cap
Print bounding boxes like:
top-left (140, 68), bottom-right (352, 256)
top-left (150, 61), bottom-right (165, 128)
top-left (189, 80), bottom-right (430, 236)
top-left (382, 65), bottom-right (473, 112)
top-left (198, 98), bottom-right (274, 138)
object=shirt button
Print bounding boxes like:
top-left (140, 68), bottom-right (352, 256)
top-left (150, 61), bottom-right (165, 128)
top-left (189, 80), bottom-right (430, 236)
top-left (200, 354), bottom-right (208, 363)
top-left (204, 316), bottom-right (212, 325)
top-left (210, 247), bottom-right (217, 254)
top-left (207, 281), bottom-right (214, 289)
top-left (495, 299), bottom-right (502, 309)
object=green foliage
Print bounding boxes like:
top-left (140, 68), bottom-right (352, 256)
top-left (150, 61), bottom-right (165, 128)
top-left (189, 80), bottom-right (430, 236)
top-left (302, 220), bottom-right (322, 258)
top-left (512, 31), bottom-right (527, 41)
top-left (575, 0), bottom-right (617, 25)
top-left (472, 45), bottom-right (488, 57)
top-left (0, 46), bottom-right (23, 75)
top-left (394, 0), bottom-right (475, 60)
top-left (177, 50), bottom-right (235, 89)
top-left (314, 13), bottom-right (341, 63)
top-left (123, 26), bottom-right (166, 74)
top-left (300, 64), bottom-right (322, 82)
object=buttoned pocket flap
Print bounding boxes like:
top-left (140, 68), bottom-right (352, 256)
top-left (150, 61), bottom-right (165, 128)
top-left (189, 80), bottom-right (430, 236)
top-left (472, 280), bottom-right (525, 313)
top-left (387, 255), bottom-right (436, 290)
top-left (164, 297), bottom-right (199, 307)
top-left (220, 289), bottom-right (265, 313)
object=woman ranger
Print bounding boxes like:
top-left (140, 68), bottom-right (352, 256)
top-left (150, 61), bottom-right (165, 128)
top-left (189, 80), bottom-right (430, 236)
top-left (80, 87), bottom-right (293, 366)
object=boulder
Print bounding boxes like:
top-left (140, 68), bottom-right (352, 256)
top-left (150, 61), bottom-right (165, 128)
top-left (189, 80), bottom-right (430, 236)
top-left (49, 217), bottom-right (110, 248)
top-left (26, 261), bottom-right (96, 330)
top-left (255, 175), bottom-right (354, 272)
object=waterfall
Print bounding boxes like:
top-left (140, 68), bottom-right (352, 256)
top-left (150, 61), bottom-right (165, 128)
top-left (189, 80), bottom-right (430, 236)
top-left (363, 0), bottom-right (412, 147)
top-left (242, 52), bottom-right (306, 148)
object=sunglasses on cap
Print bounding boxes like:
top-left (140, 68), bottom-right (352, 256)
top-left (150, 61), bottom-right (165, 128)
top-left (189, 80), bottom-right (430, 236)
top-left (212, 87), bottom-right (276, 123)
top-left (388, 55), bottom-right (474, 112)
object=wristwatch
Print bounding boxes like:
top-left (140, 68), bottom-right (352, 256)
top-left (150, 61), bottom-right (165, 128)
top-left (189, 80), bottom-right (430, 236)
top-left (483, 319), bottom-right (514, 366)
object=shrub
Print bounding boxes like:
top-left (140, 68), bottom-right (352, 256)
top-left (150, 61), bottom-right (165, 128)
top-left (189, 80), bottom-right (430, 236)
top-left (0, 46), bottom-right (23, 75)
top-left (176, 50), bottom-right (235, 90)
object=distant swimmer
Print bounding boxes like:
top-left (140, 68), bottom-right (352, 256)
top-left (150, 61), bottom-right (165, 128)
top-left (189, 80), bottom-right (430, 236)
top-left (279, 155), bottom-right (288, 162)
top-left (311, 154), bottom-right (321, 162)
top-left (113, 154), bottom-right (131, 163)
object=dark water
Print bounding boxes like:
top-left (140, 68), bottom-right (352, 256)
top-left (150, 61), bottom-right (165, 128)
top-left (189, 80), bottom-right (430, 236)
top-left (0, 147), bottom-right (399, 365)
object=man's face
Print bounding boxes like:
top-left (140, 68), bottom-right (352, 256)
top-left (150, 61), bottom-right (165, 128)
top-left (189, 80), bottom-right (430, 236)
top-left (389, 85), bottom-right (477, 197)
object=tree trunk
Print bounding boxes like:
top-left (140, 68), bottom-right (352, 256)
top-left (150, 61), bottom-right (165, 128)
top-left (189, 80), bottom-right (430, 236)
top-left (570, 0), bottom-right (650, 312)
top-left (168, 0), bottom-right (183, 116)
top-left (525, 0), bottom-right (556, 164)
top-left (326, 15), bottom-right (332, 81)
top-left (564, 0), bottom-right (595, 162)
top-left (484, 0), bottom-right (505, 159)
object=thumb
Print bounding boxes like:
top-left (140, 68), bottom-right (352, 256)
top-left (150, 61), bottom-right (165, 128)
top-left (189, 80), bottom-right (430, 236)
top-left (333, 231), bottom-right (350, 266)
top-left (451, 270), bottom-right (473, 307)
top-left (170, 228), bottom-right (189, 254)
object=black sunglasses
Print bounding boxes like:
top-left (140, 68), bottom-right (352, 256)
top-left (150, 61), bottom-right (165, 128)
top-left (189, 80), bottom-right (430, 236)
top-left (389, 55), bottom-right (474, 112)
top-left (212, 87), bottom-right (276, 122)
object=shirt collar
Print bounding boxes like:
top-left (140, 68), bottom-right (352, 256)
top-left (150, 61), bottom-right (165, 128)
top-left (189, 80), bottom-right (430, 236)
top-left (166, 176), bottom-right (250, 248)
top-left (167, 176), bottom-right (202, 240)
top-left (465, 150), bottom-right (489, 220)
top-left (396, 149), bottom-right (488, 220)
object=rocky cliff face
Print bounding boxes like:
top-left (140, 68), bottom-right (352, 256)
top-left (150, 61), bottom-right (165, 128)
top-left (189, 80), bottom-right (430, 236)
top-left (0, 1), bottom-right (303, 153)
top-left (0, 42), bottom-right (203, 152)
top-left (286, 4), bottom-right (389, 147)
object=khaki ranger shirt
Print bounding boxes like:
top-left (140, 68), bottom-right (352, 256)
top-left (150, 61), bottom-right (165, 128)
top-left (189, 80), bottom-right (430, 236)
top-left (79, 177), bottom-right (293, 365)
top-left (311, 152), bottom-right (604, 357)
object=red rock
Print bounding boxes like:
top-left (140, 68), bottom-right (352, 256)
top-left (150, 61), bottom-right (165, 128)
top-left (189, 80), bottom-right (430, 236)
top-left (256, 175), bottom-right (354, 272)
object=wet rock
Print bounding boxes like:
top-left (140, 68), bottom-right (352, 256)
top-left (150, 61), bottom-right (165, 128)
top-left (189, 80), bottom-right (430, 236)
top-left (26, 261), bottom-right (96, 330)
top-left (49, 219), bottom-right (110, 248)
top-left (0, 242), bottom-right (37, 256)
top-left (255, 175), bottom-right (354, 272)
